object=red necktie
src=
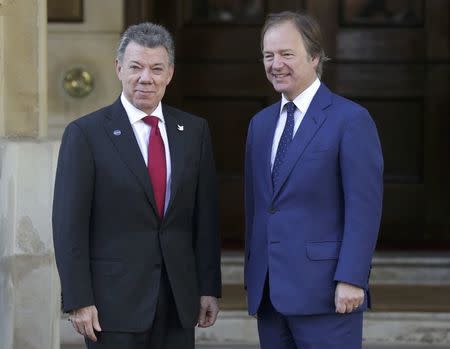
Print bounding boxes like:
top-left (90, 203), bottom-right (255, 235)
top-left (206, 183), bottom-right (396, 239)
top-left (143, 115), bottom-right (166, 218)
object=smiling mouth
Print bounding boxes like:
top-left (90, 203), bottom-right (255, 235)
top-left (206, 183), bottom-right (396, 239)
top-left (272, 73), bottom-right (289, 78)
top-left (136, 90), bottom-right (155, 94)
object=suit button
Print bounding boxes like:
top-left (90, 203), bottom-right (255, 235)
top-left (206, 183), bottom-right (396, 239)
top-left (268, 207), bottom-right (277, 214)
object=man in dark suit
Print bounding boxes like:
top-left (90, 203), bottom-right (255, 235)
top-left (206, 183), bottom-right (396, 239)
top-left (244, 12), bottom-right (383, 349)
top-left (53, 22), bottom-right (221, 349)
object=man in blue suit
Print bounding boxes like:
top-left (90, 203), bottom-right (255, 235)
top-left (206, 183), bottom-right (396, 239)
top-left (244, 11), bottom-right (383, 349)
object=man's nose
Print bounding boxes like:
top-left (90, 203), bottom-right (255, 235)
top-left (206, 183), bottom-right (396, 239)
top-left (272, 55), bottom-right (284, 69)
top-left (139, 68), bottom-right (153, 83)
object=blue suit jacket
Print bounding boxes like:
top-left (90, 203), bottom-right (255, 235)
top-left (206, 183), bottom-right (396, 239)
top-left (244, 83), bottom-right (383, 316)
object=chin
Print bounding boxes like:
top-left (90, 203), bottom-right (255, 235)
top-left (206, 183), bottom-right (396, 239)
top-left (270, 80), bottom-right (287, 89)
top-left (273, 85), bottom-right (288, 94)
top-left (135, 98), bottom-right (153, 106)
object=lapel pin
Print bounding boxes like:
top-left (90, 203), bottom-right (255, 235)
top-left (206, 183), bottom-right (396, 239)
top-left (113, 129), bottom-right (122, 136)
top-left (177, 125), bottom-right (184, 132)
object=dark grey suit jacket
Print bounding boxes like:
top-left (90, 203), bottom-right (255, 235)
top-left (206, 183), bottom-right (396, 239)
top-left (52, 98), bottom-right (221, 332)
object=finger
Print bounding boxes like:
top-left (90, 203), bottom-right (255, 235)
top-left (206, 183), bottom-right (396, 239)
top-left (73, 320), bottom-right (85, 336)
top-left (203, 310), bottom-right (214, 327)
top-left (335, 300), bottom-right (346, 314)
top-left (84, 322), bottom-right (97, 342)
top-left (345, 302), bottom-right (354, 313)
top-left (358, 295), bottom-right (365, 307)
top-left (335, 294), bottom-right (346, 313)
top-left (197, 305), bottom-right (207, 327)
top-left (208, 306), bottom-right (219, 326)
top-left (208, 313), bottom-right (219, 326)
top-left (93, 310), bottom-right (102, 332)
top-left (70, 319), bottom-right (78, 332)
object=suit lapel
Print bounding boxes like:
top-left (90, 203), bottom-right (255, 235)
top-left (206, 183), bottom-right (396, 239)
top-left (262, 102), bottom-right (282, 196)
top-left (163, 105), bottom-right (186, 216)
top-left (103, 98), bottom-right (159, 216)
top-left (272, 84), bottom-right (332, 199)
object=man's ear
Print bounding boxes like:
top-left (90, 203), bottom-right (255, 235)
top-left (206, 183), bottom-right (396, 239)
top-left (115, 58), bottom-right (122, 79)
top-left (167, 64), bottom-right (175, 84)
top-left (311, 55), bottom-right (319, 69)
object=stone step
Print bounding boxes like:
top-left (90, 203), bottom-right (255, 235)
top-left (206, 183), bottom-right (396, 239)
top-left (61, 252), bottom-right (450, 347)
top-left (61, 344), bottom-right (450, 348)
top-left (221, 284), bottom-right (450, 312)
top-left (61, 311), bottom-right (450, 347)
top-left (195, 311), bottom-right (450, 347)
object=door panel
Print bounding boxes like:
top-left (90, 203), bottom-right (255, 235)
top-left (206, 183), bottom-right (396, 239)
top-left (309, 0), bottom-right (449, 248)
top-left (126, 0), bottom-right (449, 249)
top-left (149, 0), bottom-right (290, 248)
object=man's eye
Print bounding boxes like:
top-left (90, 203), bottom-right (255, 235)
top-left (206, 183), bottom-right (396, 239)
top-left (264, 55), bottom-right (273, 61)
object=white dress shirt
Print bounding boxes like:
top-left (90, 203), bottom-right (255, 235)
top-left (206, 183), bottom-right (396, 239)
top-left (271, 78), bottom-right (321, 169)
top-left (120, 93), bottom-right (172, 213)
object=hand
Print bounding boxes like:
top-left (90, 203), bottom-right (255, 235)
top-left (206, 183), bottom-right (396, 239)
top-left (68, 305), bottom-right (102, 342)
top-left (197, 296), bottom-right (219, 328)
top-left (334, 282), bottom-right (364, 314)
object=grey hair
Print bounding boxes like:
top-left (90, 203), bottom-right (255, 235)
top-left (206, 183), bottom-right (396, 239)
top-left (117, 22), bottom-right (175, 65)
top-left (261, 11), bottom-right (330, 78)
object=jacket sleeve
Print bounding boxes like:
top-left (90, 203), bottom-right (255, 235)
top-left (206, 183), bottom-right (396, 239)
top-left (334, 109), bottom-right (384, 289)
top-left (194, 120), bottom-right (222, 297)
top-left (244, 118), bottom-right (255, 290)
top-left (52, 122), bottom-right (95, 312)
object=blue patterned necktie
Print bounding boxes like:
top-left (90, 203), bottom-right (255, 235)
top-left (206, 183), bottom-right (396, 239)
top-left (272, 101), bottom-right (296, 186)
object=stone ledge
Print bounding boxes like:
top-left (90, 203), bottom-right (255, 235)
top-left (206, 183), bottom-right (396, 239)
top-left (197, 311), bottom-right (450, 346)
top-left (60, 311), bottom-right (450, 346)
top-left (220, 284), bottom-right (450, 312)
top-left (363, 312), bottom-right (450, 346)
top-left (221, 251), bottom-right (450, 285)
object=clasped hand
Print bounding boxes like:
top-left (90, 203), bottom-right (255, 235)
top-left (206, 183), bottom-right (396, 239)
top-left (68, 305), bottom-right (102, 342)
top-left (334, 282), bottom-right (365, 314)
top-left (197, 296), bottom-right (220, 327)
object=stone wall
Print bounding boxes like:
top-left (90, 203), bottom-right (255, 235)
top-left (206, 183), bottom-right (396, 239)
top-left (47, 0), bottom-right (123, 138)
top-left (0, 141), bottom-right (61, 349)
top-left (1, 1), bottom-right (123, 347)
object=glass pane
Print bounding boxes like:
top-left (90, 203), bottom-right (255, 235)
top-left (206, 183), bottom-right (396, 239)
top-left (340, 0), bottom-right (424, 27)
top-left (192, 0), bottom-right (265, 24)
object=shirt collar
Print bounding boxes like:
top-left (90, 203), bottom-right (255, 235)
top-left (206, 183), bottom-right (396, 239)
top-left (120, 92), bottom-right (165, 125)
top-left (280, 78), bottom-right (321, 115)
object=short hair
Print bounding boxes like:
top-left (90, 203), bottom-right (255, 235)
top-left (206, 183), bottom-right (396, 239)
top-left (261, 11), bottom-right (329, 78)
top-left (117, 22), bottom-right (175, 65)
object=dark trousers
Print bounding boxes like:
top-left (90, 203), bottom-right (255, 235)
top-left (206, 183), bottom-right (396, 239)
top-left (257, 279), bottom-right (363, 349)
top-left (85, 266), bottom-right (195, 349)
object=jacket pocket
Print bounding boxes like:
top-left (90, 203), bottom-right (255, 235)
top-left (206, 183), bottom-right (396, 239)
top-left (306, 241), bottom-right (342, 261)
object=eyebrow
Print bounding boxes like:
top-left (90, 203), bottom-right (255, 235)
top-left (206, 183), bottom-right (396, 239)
top-left (128, 60), bottom-right (166, 67)
top-left (263, 49), bottom-right (294, 54)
